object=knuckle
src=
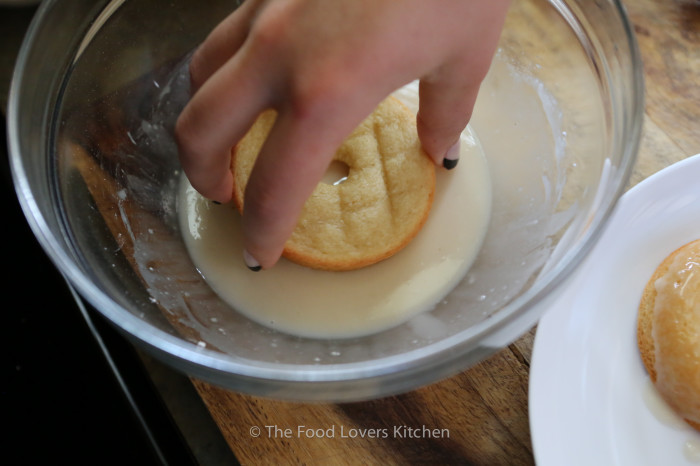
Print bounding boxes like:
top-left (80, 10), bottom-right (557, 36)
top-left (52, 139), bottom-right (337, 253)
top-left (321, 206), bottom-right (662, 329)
top-left (174, 109), bottom-right (197, 158)
top-left (286, 68), bottom-right (347, 120)
top-left (175, 108), bottom-right (213, 178)
top-left (471, 59), bottom-right (494, 83)
top-left (248, 2), bottom-right (293, 54)
top-left (244, 165), bottom-right (305, 233)
top-left (416, 107), bottom-right (450, 137)
top-left (456, 53), bottom-right (492, 84)
top-left (245, 164), bottom-right (280, 213)
top-left (244, 176), bottom-right (282, 220)
top-left (416, 106), bottom-right (467, 159)
top-left (249, 24), bottom-right (282, 54)
top-left (244, 195), bottom-right (274, 228)
top-left (187, 49), bottom-right (209, 89)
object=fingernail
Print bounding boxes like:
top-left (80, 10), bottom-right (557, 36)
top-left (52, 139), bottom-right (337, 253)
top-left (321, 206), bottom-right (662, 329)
top-left (212, 200), bottom-right (221, 205)
top-left (442, 140), bottom-right (460, 170)
top-left (243, 249), bottom-right (262, 272)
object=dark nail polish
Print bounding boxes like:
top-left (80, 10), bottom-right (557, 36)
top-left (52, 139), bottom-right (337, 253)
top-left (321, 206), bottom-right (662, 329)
top-left (443, 140), bottom-right (460, 170)
top-left (443, 157), bottom-right (459, 170)
top-left (243, 250), bottom-right (262, 272)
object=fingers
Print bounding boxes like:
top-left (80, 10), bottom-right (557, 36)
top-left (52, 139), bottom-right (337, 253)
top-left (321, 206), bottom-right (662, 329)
top-left (188, 0), bottom-right (262, 93)
top-left (416, 62), bottom-right (483, 170)
top-left (176, 0), bottom-right (512, 269)
top-left (175, 44), bottom-right (273, 202)
top-left (240, 101), bottom-right (371, 269)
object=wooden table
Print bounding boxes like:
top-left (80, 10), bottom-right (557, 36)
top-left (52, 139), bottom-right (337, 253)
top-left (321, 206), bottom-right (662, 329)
top-left (188, 1), bottom-right (700, 464)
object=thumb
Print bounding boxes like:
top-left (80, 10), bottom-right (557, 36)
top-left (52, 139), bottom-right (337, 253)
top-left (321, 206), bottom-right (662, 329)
top-left (416, 68), bottom-right (482, 170)
top-left (416, 1), bottom-right (508, 170)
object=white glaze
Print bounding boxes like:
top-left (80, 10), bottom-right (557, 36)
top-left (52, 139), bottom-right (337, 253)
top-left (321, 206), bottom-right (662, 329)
top-left (178, 122), bottom-right (491, 339)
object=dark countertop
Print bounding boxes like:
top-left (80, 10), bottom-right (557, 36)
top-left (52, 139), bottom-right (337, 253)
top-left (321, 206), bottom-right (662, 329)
top-left (2, 5), bottom-right (234, 464)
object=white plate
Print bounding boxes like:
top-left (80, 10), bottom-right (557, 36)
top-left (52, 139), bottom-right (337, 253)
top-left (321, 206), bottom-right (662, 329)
top-left (530, 154), bottom-right (700, 465)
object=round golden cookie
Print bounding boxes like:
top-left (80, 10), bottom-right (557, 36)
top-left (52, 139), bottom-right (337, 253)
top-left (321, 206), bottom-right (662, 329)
top-left (230, 96), bottom-right (436, 271)
top-left (637, 238), bottom-right (700, 431)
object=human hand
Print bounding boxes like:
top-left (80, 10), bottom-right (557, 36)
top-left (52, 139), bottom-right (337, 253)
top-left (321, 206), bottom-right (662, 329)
top-left (175, 0), bottom-right (510, 270)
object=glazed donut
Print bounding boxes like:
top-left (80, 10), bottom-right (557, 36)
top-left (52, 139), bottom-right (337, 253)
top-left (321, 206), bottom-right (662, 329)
top-left (230, 96), bottom-right (436, 271)
top-left (638, 238), bottom-right (700, 431)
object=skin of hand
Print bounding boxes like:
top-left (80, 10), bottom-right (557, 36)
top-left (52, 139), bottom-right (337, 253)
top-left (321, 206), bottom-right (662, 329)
top-left (175, 0), bottom-right (510, 270)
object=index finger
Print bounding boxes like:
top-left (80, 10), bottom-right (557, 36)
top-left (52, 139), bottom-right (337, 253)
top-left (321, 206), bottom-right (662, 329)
top-left (239, 99), bottom-right (378, 270)
top-left (175, 42), bottom-right (272, 203)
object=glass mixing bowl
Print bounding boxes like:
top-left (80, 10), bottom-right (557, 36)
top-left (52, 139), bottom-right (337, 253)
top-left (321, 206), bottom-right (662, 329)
top-left (9, 0), bottom-right (643, 401)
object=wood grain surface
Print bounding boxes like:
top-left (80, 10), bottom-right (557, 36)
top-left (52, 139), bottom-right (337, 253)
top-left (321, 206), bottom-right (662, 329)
top-left (188, 1), bottom-right (700, 464)
top-left (68, 0), bottom-right (699, 464)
